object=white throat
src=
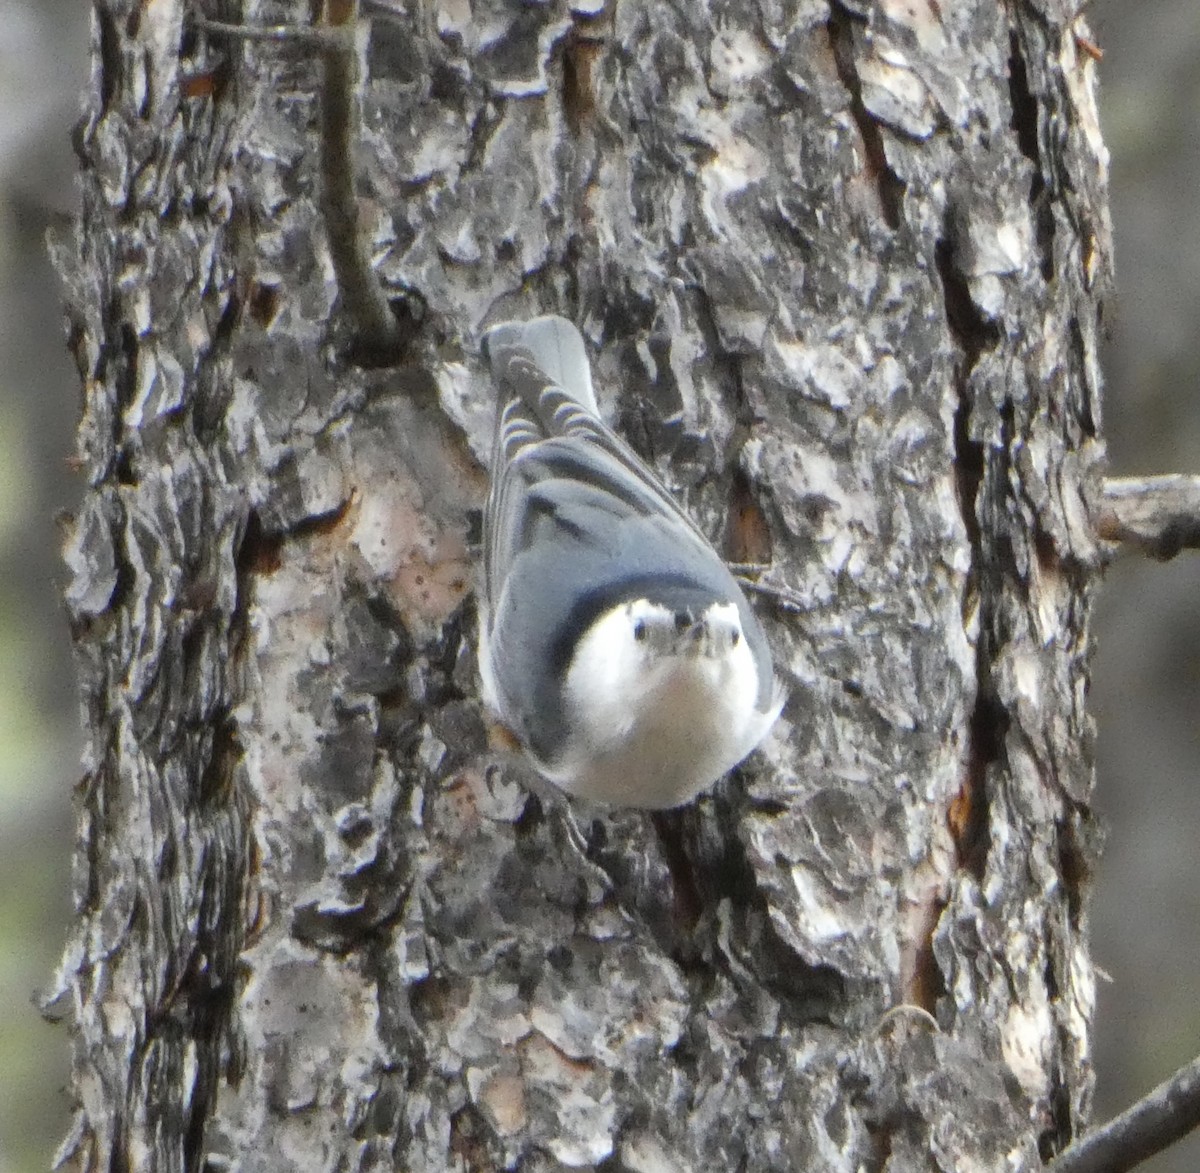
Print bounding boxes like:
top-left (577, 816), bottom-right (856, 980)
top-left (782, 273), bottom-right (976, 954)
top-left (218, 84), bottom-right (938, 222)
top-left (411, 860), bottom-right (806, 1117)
top-left (549, 599), bottom-right (779, 808)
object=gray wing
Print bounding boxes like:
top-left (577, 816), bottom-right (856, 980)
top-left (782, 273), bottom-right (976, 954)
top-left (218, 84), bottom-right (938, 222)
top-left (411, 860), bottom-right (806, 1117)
top-left (482, 316), bottom-right (712, 602)
top-left (480, 316), bottom-right (775, 764)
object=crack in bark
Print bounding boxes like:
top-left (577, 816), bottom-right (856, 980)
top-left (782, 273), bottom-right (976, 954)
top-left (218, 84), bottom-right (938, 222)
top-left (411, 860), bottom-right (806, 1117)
top-left (1040, 945), bottom-right (1077, 1159)
top-left (1008, 28), bottom-right (1056, 282)
top-left (936, 233), bottom-right (1003, 881)
top-left (562, 28), bottom-right (601, 135)
top-left (724, 470), bottom-right (773, 567)
top-left (97, 6), bottom-right (120, 114)
top-left (827, 4), bottom-right (905, 231)
top-left (649, 809), bottom-right (705, 935)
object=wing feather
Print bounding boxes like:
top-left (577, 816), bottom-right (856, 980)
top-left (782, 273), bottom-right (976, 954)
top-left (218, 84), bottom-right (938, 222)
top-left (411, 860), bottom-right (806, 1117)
top-left (483, 320), bottom-right (712, 609)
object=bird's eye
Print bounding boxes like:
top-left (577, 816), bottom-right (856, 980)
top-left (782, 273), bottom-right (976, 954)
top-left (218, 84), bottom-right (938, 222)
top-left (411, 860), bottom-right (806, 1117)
top-left (731, 629), bottom-right (740, 646)
top-left (633, 620), bottom-right (648, 642)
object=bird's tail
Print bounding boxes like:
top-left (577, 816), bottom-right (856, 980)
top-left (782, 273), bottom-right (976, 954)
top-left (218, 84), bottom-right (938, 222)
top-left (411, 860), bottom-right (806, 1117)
top-left (483, 313), bottom-right (607, 448)
top-left (481, 313), bottom-right (714, 573)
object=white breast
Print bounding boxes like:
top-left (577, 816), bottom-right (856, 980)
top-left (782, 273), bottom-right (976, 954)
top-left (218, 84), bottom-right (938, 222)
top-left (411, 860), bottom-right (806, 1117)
top-left (547, 601), bottom-right (781, 808)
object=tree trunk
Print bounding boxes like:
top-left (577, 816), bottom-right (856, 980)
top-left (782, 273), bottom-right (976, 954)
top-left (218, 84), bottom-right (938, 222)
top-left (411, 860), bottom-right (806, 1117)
top-left (52, 1), bottom-right (1109, 1169)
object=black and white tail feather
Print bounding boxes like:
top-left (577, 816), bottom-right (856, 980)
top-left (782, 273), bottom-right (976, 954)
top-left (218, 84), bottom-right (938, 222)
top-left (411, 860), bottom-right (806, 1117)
top-left (478, 314), bottom-right (784, 809)
top-left (483, 316), bottom-right (712, 594)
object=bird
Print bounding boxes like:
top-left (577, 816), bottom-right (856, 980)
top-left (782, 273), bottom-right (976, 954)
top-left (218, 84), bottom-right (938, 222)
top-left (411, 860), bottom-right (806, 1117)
top-left (477, 314), bottom-right (784, 809)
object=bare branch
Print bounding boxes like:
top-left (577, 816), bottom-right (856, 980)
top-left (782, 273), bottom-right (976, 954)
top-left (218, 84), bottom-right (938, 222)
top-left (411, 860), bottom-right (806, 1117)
top-left (316, 0), bottom-right (408, 362)
top-left (1050, 1054), bottom-right (1200, 1173)
top-left (1095, 475), bottom-right (1200, 560)
top-left (199, 3), bottom-right (407, 361)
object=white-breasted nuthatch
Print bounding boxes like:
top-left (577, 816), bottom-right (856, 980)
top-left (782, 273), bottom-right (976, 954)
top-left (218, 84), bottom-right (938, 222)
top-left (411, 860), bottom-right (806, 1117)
top-left (478, 315), bottom-right (784, 809)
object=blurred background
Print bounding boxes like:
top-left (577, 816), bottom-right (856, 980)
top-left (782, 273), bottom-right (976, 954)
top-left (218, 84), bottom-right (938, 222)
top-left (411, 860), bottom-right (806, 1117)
top-left (0, 3), bottom-right (1195, 1170)
top-left (0, 2), bottom-right (88, 1171)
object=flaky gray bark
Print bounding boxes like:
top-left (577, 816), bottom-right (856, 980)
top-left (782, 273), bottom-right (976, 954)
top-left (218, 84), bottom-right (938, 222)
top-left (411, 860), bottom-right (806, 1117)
top-left (51, 1), bottom-right (1109, 1170)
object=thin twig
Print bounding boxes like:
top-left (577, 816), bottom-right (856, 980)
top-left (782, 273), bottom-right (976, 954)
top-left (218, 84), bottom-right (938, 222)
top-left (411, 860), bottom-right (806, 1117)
top-left (196, 16), bottom-right (339, 48)
top-left (1095, 475), bottom-right (1200, 560)
top-left (198, 3), bottom-right (406, 361)
top-left (1049, 1054), bottom-right (1200, 1173)
top-left (317, 0), bottom-right (406, 360)
top-left (874, 1004), bottom-right (939, 1035)
top-left (736, 576), bottom-right (811, 614)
